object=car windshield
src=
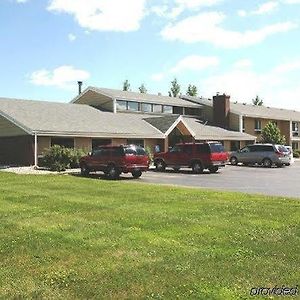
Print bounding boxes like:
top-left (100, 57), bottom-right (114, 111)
top-left (276, 145), bottom-right (289, 153)
top-left (209, 143), bottom-right (225, 153)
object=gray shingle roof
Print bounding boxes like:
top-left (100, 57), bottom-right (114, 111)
top-left (181, 95), bottom-right (300, 121)
top-left (0, 97), bottom-right (164, 138)
top-left (143, 115), bottom-right (180, 133)
top-left (75, 86), bottom-right (201, 108)
top-left (182, 117), bottom-right (256, 141)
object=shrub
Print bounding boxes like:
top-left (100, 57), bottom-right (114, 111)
top-left (293, 150), bottom-right (300, 158)
top-left (41, 145), bottom-right (86, 172)
top-left (145, 146), bottom-right (154, 163)
top-left (261, 122), bottom-right (286, 145)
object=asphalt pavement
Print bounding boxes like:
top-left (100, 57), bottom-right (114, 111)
top-left (135, 161), bottom-right (300, 199)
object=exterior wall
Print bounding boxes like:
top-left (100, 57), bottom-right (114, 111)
top-left (74, 137), bottom-right (92, 152)
top-left (0, 116), bottom-right (27, 137)
top-left (202, 105), bottom-right (213, 123)
top-left (144, 138), bottom-right (165, 153)
top-left (243, 117), bottom-right (291, 143)
top-left (229, 113), bottom-right (240, 131)
top-left (223, 140), bottom-right (231, 151)
top-left (0, 135), bottom-right (34, 165)
top-left (37, 136), bottom-right (51, 155)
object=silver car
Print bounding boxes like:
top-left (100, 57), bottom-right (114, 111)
top-left (230, 144), bottom-right (290, 167)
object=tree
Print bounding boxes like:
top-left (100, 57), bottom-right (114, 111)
top-left (169, 78), bottom-right (180, 97)
top-left (252, 95), bottom-right (263, 106)
top-left (261, 122), bottom-right (286, 144)
top-left (186, 84), bottom-right (198, 96)
top-left (138, 83), bottom-right (147, 94)
top-left (123, 79), bottom-right (130, 91)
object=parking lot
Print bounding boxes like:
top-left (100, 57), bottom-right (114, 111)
top-left (137, 161), bottom-right (300, 198)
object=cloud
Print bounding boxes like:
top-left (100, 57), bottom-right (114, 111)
top-left (150, 0), bottom-right (223, 19)
top-left (151, 73), bottom-right (165, 81)
top-left (161, 12), bottom-right (297, 48)
top-left (151, 55), bottom-right (219, 81)
top-left (170, 55), bottom-right (219, 73)
top-left (30, 65), bottom-right (90, 89)
top-left (16, 0), bottom-right (28, 3)
top-left (200, 59), bottom-right (300, 109)
top-left (283, 0), bottom-right (300, 3)
top-left (234, 59), bottom-right (253, 69)
top-left (253, 1), bottom-right (279, 14)
top-left (68, 33), bottom-right (77, 42)
top-left (48, 0), bottom-right (146, 32)
top-left (237, 1), bottom-right (279, 17)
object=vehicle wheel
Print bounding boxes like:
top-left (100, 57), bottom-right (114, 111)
top-left (285, 163), bottom-right (290, 166)
top-left (80, 164), bottom-right (90, 176)
top-left (192, 161), bottom-right (203, 174)
top-left (155, 160), bottom-right (166, 172)
top-left (230, 156), bottom-right (238, 165)
top-left (106, 164), bottom-right (120, 179)
top-left (209, 166), bottom-right (219, 173)
top-left (243, 162), bottom-right (249, 166)
top-left (262, 158), bottom-right (272, 168)
top-left (132, 170), bottom-right (142, 178)
top-left (173, 167), bottom-right (180, 172)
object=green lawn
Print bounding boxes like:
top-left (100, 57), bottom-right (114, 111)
top-left (0, 172), bottom-right (299, 299)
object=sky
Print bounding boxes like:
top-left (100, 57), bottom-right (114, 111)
top-left (1, 0), bottom-right (300, 109)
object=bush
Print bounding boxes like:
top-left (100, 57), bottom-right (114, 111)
top-left (293, 150), bottom-right (300, 158)
top-left (145, 146), bottom-right (154, 163)
top-left (41, 145), bottom-right (86, 172)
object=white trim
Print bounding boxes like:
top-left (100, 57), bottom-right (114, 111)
top-left (70, 86), bottom-right (115, 104)
top-left (164, 116), bottom-right (196, 138)
top-left (0, 110), bottom-right (32, 134)
top-left (34, 133), bottom-right (38, 168)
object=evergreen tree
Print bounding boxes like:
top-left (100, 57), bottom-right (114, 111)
top-left (252, 95), bottom-right (263, 106)
top-left (123, 79), bottom-right (130, 91)
top-left (169, 78), bottom-right (180, 97)
top-left (261, 122), bottom-right (286, 144)
top-left (186, 84), bottom-right (198, 96)
top-left (138, 83), bottom-right (147, 94)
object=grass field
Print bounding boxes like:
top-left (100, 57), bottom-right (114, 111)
top-left (0, 172), bottom-right (299, 299)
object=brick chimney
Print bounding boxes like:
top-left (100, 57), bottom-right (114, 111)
top-left (213, 93), bottom-right (230, 128)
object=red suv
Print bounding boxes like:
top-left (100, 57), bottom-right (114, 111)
top-left (154, 142), bottom-right (228, 173)
top-left (80, 145), bottom-right (150, 179)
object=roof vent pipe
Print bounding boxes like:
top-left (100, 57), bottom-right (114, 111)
top-left (77, 81), bottom-right (83, 95)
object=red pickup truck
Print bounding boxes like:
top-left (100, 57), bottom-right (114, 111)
top-left (154, 142), bottom-right (228, 173)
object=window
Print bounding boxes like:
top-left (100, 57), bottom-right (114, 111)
top-left (152, 104), bottom-right (162, 113)
top-left (209, 143), bottom-right (225, 153)
top-left (196, 144), bottom-right (210, 154)
top-left (242, 117), bottom-right (245, 132)
top-left (141, 103), bottom-right (152, 113)
top-left (292, 142), bottom-right (299, 150)
top-left (92, 139), bottom-right (111, 149)
top-left (173, 106), bottom-right (184, 115)
top-left (51, 138), bottom-right (74, 148)
top-left (292, 122), bottom-right (299, 136)
top-left (170, 145), bottom-right (182, 153)
top-left (184, 107), bottom-right (201, 116)
top-left (116, 100), bottom-right (127, 111)
top-left (127, 139), bottom-right (144, 147)
top-left (254, 119), bottom-right (262, 132)
top-left (163, 105), bottom-right (173, 114)
top-left (230, 141), bottom-right (240, 151)
top-left (240, 147), bottom-right (250, 153)
top-left (127, 101), bottom-right (140, 112)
